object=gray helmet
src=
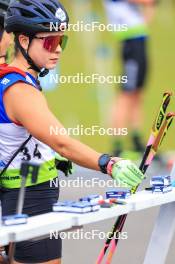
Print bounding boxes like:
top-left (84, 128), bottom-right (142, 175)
top-left (5, 0), bottom-right (69, 33)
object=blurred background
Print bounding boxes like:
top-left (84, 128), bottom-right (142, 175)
top-left (46, 0), bottom-right (175, 155)
top-left (43, 1), bottom-right (175, 263)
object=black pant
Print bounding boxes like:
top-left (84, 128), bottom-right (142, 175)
top-left (121, 37), bottom-right (148, 91)
top-left (1, 179), bottom-right (62, 263)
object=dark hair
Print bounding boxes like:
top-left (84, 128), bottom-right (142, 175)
top-left (14, 32), bottom-right (35, 56)
top-left (14, 32), bottom-right (21, 56)
top-left (0, 23), bottom-right (4, 41)
top-left (0, 23), bottom-right (3, 31)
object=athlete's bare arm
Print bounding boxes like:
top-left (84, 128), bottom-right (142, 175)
top-left (3, 82), bottom-right (102, 171)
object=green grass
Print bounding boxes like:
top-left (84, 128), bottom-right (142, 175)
top-left (46, 0), bottom-right (175, 153)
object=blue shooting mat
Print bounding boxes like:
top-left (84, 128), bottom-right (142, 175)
top-left (39, 65), bottom-right (60, 91)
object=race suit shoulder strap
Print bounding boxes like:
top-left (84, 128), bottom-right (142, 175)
top-left (0, 65), bottom-right (26, 78)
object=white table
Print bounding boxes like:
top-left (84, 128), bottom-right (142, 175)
top-left (0, 213), bottom-right (73, 245)
top-left (1, 188), bottom-right (175, 264)
top-left (127, 188), bottom-right (175, 211)
top-left (0, 229), bottom-right (11, 247)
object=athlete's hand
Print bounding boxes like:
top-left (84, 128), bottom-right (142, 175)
top-left (107, 158), bottom-right (144, 189)
top-left (55, 153), bottom-right (74, 177)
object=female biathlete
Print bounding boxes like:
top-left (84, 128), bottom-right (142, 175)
top-left (0, 0), bottom-right (144, 263)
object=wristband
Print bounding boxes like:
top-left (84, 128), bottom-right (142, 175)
top-left (106, 159), bottom-right (116, 175)
top-left (107, 157), bottom-right (123, 175)
top-left (98, 154), bottom-right (111, 174)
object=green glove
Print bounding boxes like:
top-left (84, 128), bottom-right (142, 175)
top-left (111, 160), bottom-right (144, 189)
top-left (55, 153), bottom-right (74, 177)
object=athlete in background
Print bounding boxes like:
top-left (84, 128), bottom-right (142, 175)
top-left (104, 0), bottom-right (156, 157)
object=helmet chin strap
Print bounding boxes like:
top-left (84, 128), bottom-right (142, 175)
top-left (16, 35), bottom-right (49, 78)
top-left (39, 68), bottom-right (49, 77)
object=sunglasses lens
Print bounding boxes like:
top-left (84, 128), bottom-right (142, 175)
top-left (43, 35), bottom-right (68, 52)
top-left (60, 35), bottom-right (68, 51)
